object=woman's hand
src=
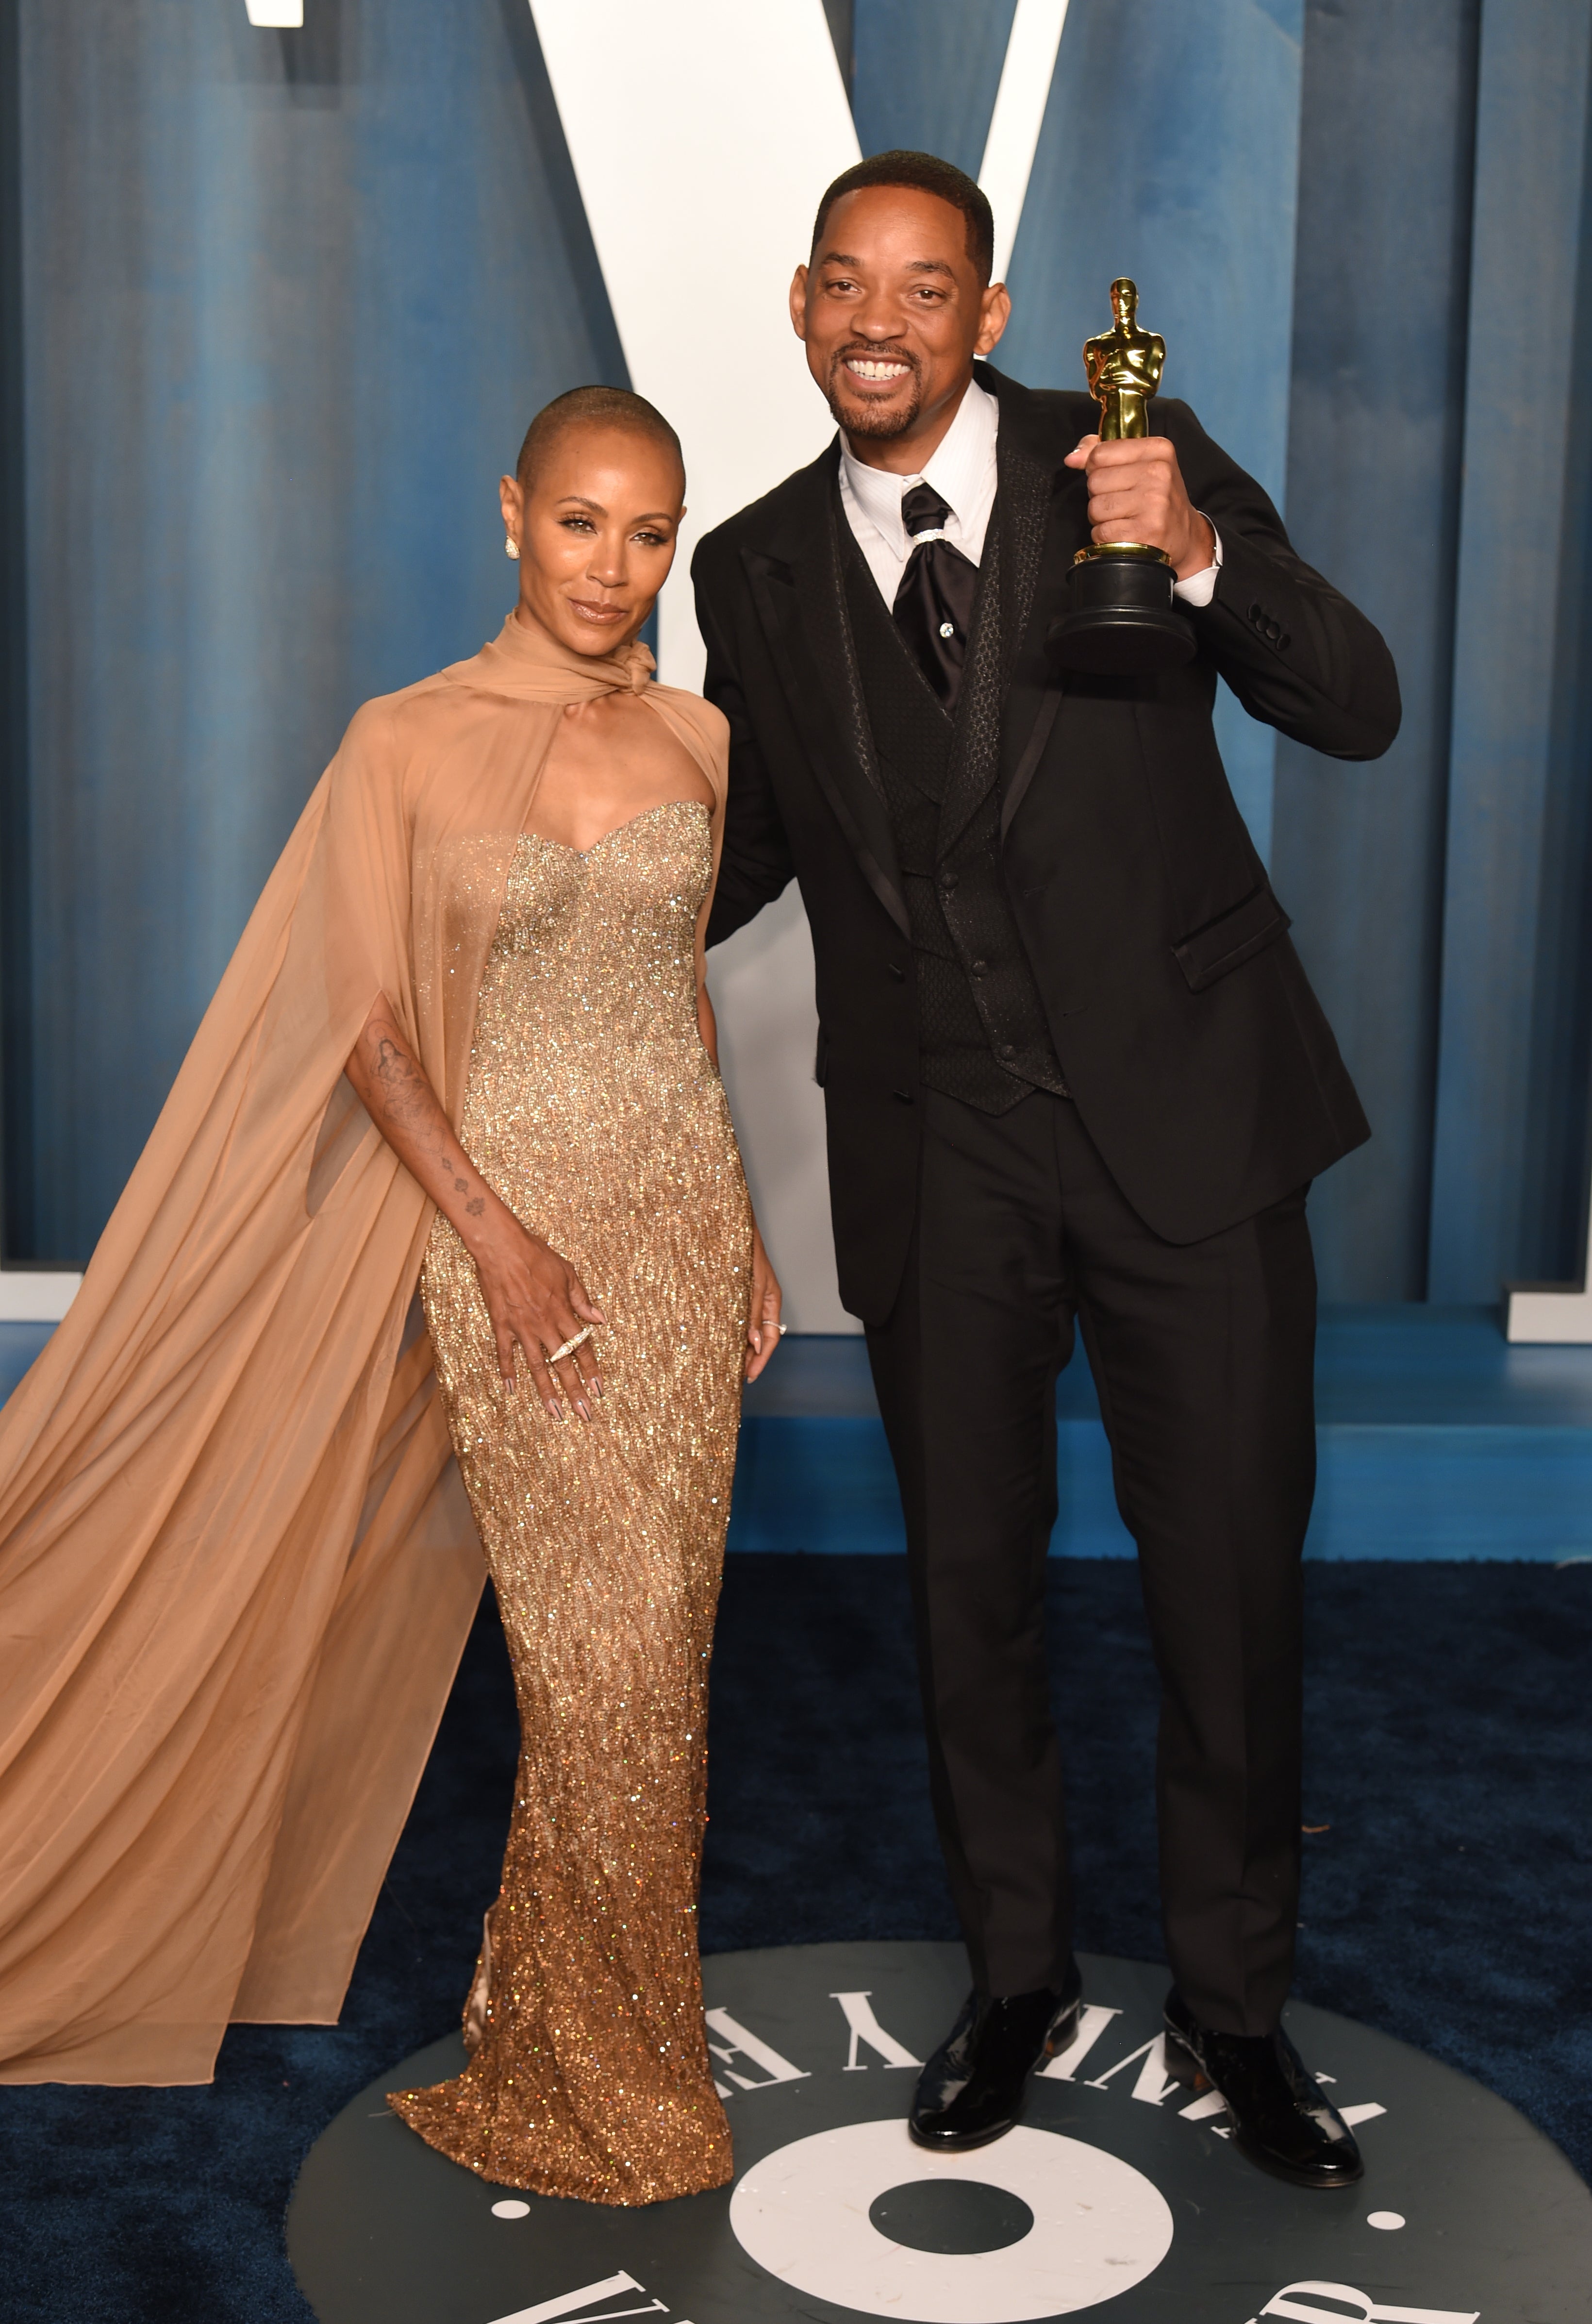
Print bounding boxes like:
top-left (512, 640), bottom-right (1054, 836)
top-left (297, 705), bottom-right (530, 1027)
top-left (745, 1224), bottom-right (783, 1384)
top-left (464, 1204), bottom-right (606, 1419)
top-left (346, 994), bottom-right (603, 1419)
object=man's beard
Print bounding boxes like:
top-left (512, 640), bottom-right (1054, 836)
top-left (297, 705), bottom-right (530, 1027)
top-left (825, 345), bottom-right (924, 439)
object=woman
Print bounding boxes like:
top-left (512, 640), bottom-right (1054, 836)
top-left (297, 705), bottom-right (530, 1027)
top-left (0, 388), bottom-right (777, 2206)
top-left (368, 392), bottom-right (780, 2202)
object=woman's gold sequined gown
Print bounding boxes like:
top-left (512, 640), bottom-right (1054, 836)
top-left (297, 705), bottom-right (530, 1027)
top-left (389, 799), bottom-right (749, 2204)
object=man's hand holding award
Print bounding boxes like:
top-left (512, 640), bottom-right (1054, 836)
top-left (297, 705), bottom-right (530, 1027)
top-left (1054, 276), bottom-right (1215, 672)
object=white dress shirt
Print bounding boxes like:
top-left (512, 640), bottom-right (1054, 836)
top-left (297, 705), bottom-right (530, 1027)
top-left (836, 373), bottom-right (1221, 609)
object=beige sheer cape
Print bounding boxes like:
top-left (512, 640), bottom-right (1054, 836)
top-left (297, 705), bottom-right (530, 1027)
top-left (0, 613), bottom-right (729, 2083)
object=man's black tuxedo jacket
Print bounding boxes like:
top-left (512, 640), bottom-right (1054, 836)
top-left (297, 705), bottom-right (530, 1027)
top-left (694, 365), bottom-right (1400, 1327)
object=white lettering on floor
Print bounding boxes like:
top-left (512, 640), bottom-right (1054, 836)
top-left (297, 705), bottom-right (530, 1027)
top-left (829, 1990), bottom-right (923, 2070)
top-left (1249, 2282), bottom-right (1479, 2324)
top-left (1179, 2088), bottom-right (1230, 2122)
top-left (487, 2270), bottom-right (663, 2324)
top-left (703, 2006), bottom-right (810, 2096)
top-left (1075, 2032), bottom-right (1385, 2134)
top-left (1085, 2030), bottom-right (1179, 2105)
top-left (701, 1997), bottom-right (1386, 2138)
top-left (1037, 2002), bottom-right (1123, 2080)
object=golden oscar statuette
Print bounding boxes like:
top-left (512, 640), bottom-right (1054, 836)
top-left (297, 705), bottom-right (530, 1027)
top-left (1050, 276), bottom-right (1196, 674)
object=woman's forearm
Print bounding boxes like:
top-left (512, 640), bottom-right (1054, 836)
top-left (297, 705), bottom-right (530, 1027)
top-left (348, 995), bottom-right (603, 1408)
top-left (347, 995), bottom-right (506, 1251)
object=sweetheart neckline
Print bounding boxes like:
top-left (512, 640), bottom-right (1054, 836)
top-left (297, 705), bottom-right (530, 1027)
top-left (521, 798), bottom-right (710, 861)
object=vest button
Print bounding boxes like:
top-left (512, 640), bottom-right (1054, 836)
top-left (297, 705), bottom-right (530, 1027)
top-left (938, 620), bottom-right (955, 639)
top-left (888, 962), bottom-right (906, 981)
top-left (893, 1088), bottom-right (914, 1104)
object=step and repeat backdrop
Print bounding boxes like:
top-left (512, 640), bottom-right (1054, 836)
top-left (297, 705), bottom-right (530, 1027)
top-left (3, 0), bottom-right (1591, 1322)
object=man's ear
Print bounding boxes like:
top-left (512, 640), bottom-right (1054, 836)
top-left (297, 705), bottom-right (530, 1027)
top-left (976, 283), bottom-right (1012, 359)
top-left (789, 263), bottom-right (810, 342)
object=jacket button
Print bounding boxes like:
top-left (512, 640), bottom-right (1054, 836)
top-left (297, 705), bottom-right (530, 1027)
top-left (888, 962), bottom-right (906, 982)
top-left (970, 958), bottom-right (988, 976)
top-left (999, 1042), bottom-right (1017, 1059)
top-left (1277, 631), bottom-right (1291, 651)
top-left (938, 869), bottom-right (959, 894)
top-left (1249, 601), bottom-right (1264, 626)
top-left (893, 1088), bottom-right (914, 1104)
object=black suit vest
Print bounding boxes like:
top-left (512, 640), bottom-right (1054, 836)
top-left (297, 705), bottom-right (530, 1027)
top-left (839, 518), bottom-right (1067, 1113)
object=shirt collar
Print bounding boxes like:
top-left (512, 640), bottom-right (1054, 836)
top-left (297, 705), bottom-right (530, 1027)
top-left (840, 372), bottom-right (999, 549)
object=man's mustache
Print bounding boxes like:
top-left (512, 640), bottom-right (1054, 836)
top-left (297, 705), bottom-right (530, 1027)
top-left (829, 343), bottom-right (922, 381)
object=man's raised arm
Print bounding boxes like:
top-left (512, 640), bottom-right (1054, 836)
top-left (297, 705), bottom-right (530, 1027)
top-left (1068, 398), bottom-right (1402, 762)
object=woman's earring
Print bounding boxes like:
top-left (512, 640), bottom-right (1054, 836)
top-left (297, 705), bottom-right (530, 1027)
top-left (504, 536), bottom-right (520, 560)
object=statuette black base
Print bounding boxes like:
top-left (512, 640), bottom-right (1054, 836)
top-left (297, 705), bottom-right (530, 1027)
top-left (1051, 544), bottom-right (1196, 675)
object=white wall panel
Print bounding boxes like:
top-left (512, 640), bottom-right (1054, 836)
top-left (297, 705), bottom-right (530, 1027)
top-left (529, 1), bottom-right (860, 694)
top-left (530, 0), bottom-right (862, 1327)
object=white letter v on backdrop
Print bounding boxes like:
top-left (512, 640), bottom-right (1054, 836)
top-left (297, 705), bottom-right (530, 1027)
top-left (528, 0), bottom-right (859, 690)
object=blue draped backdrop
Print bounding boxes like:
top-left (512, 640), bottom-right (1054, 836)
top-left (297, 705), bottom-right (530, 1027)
top-left (2, 0), bottom-right (1591, 1306)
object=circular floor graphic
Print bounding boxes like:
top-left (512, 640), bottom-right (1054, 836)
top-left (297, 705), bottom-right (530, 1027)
top-left (730, 2119), bottom-right (1173, 2319)
top-left (287, 1942), bottom-right (1592, 2324)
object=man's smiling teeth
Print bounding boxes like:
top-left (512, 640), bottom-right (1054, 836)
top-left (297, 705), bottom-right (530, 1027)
top-left (846, 358), bottom-right (910, 381)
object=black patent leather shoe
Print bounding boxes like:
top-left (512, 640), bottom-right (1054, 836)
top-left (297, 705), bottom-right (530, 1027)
top-left (1162, 1988), bottom-right (1364, 2189)
top-left (910, 1963), bottom-right (1084, 2151)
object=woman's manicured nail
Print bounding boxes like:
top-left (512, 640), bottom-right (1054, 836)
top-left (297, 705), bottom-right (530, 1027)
top-left (575, 1400), bottom-right (592, 1422)
top-left (546, 1402), bottom-right (563, 1421)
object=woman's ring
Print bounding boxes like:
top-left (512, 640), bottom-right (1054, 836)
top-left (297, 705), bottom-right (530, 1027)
top-left (777, 1323), bottom-right (788, 1337)
top-left (547, 1327), bottom-right (593, 1364)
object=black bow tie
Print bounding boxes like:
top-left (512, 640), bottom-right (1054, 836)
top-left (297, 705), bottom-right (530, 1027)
top-left (893, 483), bottom-right (979, 714)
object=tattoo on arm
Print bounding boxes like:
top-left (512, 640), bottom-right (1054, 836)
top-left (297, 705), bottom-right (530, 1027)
top-left (366, 1024), bottom-right (491, 1220)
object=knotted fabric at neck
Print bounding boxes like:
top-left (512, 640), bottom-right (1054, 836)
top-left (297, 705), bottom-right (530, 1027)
top-left (458, 609), bottom-right (657, 701)
top-left (893, 483), bottom-right (979, 714)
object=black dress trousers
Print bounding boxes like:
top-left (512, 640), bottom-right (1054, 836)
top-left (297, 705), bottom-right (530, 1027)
top-left (864, 1086), bottom-right (1317, 2037)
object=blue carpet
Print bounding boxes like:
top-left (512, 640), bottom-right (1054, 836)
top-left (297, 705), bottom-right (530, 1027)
top-left (0, 1556), bottom-right (1587, 2320)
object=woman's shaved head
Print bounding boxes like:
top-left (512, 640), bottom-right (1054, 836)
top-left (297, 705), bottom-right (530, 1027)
top-left (516, 386), bottom-right (684, 498)
top-left (499, 387), bottom-right (685, 661)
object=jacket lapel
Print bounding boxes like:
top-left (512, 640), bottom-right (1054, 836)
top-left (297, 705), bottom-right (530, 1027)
top-left (991, 372), bottom-right (1094, 838)
top-left (936, 377), bottom-right (1061, 856)
top-left (742, 452), bottom-right (909, 937)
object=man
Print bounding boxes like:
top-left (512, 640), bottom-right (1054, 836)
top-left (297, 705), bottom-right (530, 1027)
top-left (694, 151), bottom-right (1398, 2188)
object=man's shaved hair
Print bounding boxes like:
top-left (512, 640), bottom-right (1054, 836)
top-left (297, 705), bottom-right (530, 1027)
top-left (515, 385), bottom-right (684, 495)
top-left (811, 150), bottom-right (995, 287)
